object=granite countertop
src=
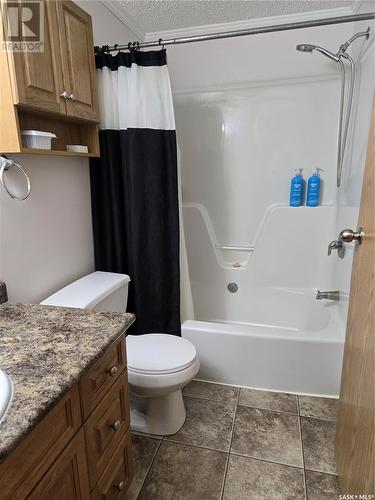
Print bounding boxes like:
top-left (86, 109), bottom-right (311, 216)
top-left (0, 303), bottom-right (135, 462)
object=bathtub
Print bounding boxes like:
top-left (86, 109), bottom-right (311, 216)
top-left (182, 287), bottom-right (345, 397)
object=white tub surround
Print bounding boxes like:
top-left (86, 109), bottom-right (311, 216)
top-left (183, 288), bottom-right (344, 396)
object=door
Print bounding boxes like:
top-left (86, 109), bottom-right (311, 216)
top-left (335, 91), bottom-right (375, 494)
top-left (27, 430), bottom-right (90, 500)
top-left (56, 1), bottom-right (98, 121)
top-left (11, 0), bottom-right (65, 114)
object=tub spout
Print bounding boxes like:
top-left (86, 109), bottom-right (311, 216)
top-left (316, 290), bottom-right (340, 301)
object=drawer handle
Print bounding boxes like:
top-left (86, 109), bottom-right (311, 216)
top-left (111, 420), bottom-right (121, 431)
top-left (116, 480), bottom-right (126, 491)
top-left (108, 365), bottom-right (118, 377)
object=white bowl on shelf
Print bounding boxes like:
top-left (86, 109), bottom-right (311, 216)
top-left (21, 130), bottom-right (57, 150)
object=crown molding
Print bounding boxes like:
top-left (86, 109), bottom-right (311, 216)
top-left (144, 6), bottom-right (355, 42)
top-left (101, 0), bottom-right (146, 41)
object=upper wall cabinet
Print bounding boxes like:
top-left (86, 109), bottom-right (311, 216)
top-left (10, 1), bottom-right (65, 114)
top-left (0, 0), bottom-right (99, 157)
top-left (56, 1), bottom-right (98, 121)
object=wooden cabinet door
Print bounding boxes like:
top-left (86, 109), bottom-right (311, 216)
top-left (56, 1), bottom-right (98, 121)
top-left (11, 0), bottom-right (65, 114)
top-left (335, 91), bottom-right (375, 494)
top-left (28, 430), bottom-right (90, 500)
top-left (0, 384), bottom-right (81, 500)
top-left (91, 431), bottom-right (134, 500)
top-left (85, 371), bottom-right (131, 488)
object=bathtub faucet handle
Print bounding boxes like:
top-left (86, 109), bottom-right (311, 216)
top-left (328, 226), bottom-right (364, 258)
top-left (327, 239), bottom-right (345, 258)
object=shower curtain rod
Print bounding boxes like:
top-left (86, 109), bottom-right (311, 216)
top-left (97, 12), bottom-right (375, 53)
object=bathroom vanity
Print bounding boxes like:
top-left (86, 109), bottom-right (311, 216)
top-left (0, 304), bottom-right (135, 499)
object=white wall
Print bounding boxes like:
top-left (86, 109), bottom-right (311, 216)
top-left (167, 23), bottom-right (357, 90)
top-left (0, 156), bottom-right (94, 303)
top-left (76, 1), bottom-right (138, 46)
top-left (0, 1), bottom-right (137, 304)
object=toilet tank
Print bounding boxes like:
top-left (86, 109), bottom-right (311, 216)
top-left (41, 271), bottom-right (131, 313)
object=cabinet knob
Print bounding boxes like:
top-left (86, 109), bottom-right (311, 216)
top-left (68, 93), bottom-right (76, 102)
top-left (108, 365), bottom-right (118, 377)
top-left (60, 90), bottom-right (70, 100)
top-left (116, 480), bottom-right (126, 491)
top-left (111, 420), bottom-right (121, 431)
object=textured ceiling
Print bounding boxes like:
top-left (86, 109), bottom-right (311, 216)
top-left (117, 0), bottom-right (354, 34)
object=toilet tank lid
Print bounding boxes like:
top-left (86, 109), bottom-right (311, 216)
top-left (40, 271), bottom-right (130, 309)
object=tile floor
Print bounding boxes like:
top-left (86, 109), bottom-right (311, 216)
top-left (125, 380), bottom-right (340, 500)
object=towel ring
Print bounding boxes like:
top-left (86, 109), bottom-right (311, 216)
top-left (0, 157), bottom-right (31, 201)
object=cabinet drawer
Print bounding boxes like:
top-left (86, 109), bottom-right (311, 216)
top-left (80, 338), bottom-right (126, 420)
top-left (27, 429), bottom-right (90, 500)
top-left (91, 430), bottom-right (133, 500)
top-left (0, 384), bottom-right (81, 500)
top-left (85, 371), bottom-right (130, 488)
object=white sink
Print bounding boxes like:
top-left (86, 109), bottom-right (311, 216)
top-left (0, 369), bottom-right (13, 425)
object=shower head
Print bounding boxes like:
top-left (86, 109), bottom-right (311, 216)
top-left (296, 44), bottom-right (340, 62)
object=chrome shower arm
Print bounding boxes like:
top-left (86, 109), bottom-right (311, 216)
top-left (339, 28), bottom-right (370, 54)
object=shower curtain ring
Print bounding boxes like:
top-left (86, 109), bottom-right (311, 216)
top-left (137, 41), bottom-right (140, 51)
top-left (158, 38), bottom-right (165, 49)
top-left (128, 41), bottom-right (132, 51)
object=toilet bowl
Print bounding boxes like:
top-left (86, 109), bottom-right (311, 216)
top-left (41, 271), bottom-right (199, 436)
top-left (127, 333), bottom-right (199, 435)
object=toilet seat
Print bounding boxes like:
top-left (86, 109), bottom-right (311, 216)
top-left (127, 334), bottom-right (197, 375)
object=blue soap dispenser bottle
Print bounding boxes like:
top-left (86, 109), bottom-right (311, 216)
top-left (306, 168), bottom-right (321, 207)
top-left (289, 169), bottom-right (305, 207)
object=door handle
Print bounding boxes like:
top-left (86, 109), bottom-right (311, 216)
top-left (339, 227), bottom-right (364, 244)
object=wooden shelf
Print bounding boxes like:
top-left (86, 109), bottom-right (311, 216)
top-left (16, 109), bottom-right (100, 157)
top-left (20, 148), bottom-right (100, 158)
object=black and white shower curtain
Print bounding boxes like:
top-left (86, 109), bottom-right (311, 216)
top-left (90, 49), bottom-right (181, 335)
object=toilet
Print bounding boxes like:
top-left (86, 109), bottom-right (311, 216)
top-left (41, 271), bottom-right (199, 435)
top-left (126, 333), bottom-right (199, 435)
